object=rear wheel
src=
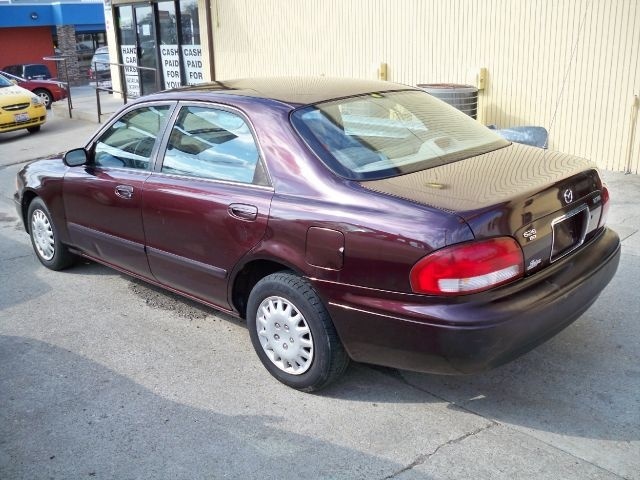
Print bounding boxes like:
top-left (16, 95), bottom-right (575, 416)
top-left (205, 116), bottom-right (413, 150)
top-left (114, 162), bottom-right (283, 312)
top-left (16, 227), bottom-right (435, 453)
top-left (27, 197), bottom-right (75, 270)
top-left (33, 88), bottom-right (53, 109)
top-left (247, 272), bottom-right (349, 392)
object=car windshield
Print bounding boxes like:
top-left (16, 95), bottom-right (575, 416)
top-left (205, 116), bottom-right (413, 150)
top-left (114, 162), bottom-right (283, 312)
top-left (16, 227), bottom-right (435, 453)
top-left (291, 90), bottom-right (509, 180)
top-left (92, 53), bottom-right (110, 69)
top-left (0, 75), bottom-right (12, 87)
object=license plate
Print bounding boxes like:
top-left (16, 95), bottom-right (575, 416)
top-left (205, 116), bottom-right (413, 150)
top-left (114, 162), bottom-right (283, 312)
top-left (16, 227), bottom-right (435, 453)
top-left (14, 113), bottom-right (30, 123)
top-left (550, 205), bottom-right (589, 262)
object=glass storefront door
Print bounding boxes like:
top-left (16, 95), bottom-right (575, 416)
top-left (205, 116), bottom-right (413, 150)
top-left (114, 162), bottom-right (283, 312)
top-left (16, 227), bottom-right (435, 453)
top-left (117, 5), bottom-right (142, 97)
top-left (179, 0), bottom-right (204, 84)
top-left (116, 0), bottom-right (205, 98)
top-left (157, 1), bottom-right (181, 89)
top-left (135, 4), bottom-right (160, 95)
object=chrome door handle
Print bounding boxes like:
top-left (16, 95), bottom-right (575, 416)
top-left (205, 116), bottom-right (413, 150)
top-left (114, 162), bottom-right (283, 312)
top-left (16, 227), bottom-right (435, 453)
top-left (228, 203), bottom-right (258, 221)
top-left (115, 185), bottom-right (134, 199)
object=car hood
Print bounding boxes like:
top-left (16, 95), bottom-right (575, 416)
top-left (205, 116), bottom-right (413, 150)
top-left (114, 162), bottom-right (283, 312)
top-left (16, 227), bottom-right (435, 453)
top-left (0, 85), bottom-right (36, 105)
top-left (360, 143), bottom-right (606, 274)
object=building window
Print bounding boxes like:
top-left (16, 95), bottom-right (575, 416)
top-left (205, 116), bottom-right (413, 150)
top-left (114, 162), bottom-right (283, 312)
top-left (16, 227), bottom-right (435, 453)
top-left (116, 0), bottom-right (204, 97)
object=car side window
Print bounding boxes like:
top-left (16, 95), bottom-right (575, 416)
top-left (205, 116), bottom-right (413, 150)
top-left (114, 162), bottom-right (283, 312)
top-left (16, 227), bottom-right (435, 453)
top-left (161, 106), bottom-right (261, 184)
top-left (94, 105), bottom-right (171, 169)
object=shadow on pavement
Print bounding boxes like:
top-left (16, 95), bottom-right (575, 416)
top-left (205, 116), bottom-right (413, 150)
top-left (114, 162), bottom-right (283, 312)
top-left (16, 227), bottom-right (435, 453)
top-left (0, 229), bottom-right (51, 310)
top-left (322, 258), bottom-right (639, 448)
top-left (0, 335), bottom-right (413, 480)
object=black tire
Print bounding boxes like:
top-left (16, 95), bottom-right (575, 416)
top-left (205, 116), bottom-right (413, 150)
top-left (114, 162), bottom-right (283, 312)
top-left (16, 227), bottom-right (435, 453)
top-left (33, 88), bottom-right (53, 109)
top-left (27, 197), bottom-right (75, 270)
top-left (247, 272), bottom-right (350, 392)
top-left (27, 126), bottom-right (41, 133)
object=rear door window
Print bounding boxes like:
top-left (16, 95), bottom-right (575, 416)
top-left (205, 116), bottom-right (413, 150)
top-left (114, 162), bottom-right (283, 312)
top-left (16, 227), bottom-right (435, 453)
top-left (160, 105), bottom-right (265, 184)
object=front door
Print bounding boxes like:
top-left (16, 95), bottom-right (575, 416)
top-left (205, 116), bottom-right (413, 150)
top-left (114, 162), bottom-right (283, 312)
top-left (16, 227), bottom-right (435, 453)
top-left (63, 103), bottom-right (173, 276)
top-left (142, 103), bottom-right (274, 309)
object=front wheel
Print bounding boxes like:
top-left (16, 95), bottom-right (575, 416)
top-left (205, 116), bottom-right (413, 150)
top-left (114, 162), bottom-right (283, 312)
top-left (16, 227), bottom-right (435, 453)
top-left (27, 197), bottom-right (75, 270)
top-left (27, 126), bottom-right (41, 133)
top-left (33, 89), bottom-right (53, 109)
top-left (247, 272), bottom-right (349, 392)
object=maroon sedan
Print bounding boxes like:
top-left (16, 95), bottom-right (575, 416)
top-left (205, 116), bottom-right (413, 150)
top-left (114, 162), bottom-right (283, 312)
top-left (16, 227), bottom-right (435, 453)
top-left (14, 78), bottom-right (620, 391)
top-left (0, 71), bottom-right (67, 109)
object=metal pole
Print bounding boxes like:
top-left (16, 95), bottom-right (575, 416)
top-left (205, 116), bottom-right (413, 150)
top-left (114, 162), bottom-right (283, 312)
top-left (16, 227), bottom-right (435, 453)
top-left (43, 55), bottom-right (72, 118)
top-left (63, 57), bottom-right (72, 118)
top-left (96, 86), bottom-right (102, 123)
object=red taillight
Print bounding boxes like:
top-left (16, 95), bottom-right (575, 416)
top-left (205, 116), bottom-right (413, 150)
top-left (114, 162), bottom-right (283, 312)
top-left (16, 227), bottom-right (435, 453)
top-left (410, 237), bottom-right (524, 296)
top-left (598, 184), bottom-right (610, 228)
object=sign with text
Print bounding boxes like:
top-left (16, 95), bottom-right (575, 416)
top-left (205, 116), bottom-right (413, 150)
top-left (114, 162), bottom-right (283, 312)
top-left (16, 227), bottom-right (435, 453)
top-left (120, 45), bottom-right (140, 97)
top-left (160, 45), bottom-right (182, 89)
top-left (182, 45), bottom-right (205, 85)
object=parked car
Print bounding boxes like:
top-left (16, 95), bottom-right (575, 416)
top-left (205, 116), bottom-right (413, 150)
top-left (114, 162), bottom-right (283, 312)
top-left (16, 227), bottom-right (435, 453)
top-left (2, 63), bottom-right (52, 80)
top-left (0, 71), bottom-right (67, 109)
top-left (13, 77), bottom-right (620, 391)
top-left (88, 46), bottom-right (111, 87)
top-left (0, 73), bottom-right (46, 134)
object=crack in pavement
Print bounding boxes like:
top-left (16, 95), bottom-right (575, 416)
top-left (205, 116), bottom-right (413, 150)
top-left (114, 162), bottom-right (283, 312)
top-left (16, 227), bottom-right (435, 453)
top-left (382, 423), bottom-right (496, 479)
top-left (0, 154), bottom-right (65, 171)
top-left (0, 159), bottom-right (31, 171)
top-left (1, 254), bottom-right (32, 262)
top-left (376, 367), bottom-right (629, 480)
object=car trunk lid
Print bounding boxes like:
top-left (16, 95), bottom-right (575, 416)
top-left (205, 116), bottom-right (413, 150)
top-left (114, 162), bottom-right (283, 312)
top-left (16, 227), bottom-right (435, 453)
top-left (360, 143), bottom-right (607, 275)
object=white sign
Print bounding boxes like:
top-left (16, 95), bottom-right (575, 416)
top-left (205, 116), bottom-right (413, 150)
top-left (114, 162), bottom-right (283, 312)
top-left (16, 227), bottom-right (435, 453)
top-left (160, 45), bottom-right (182, 89)
top-left (182, 45), bottom-right (205, 85)
top-left (120, 45), bottom-right (140, 97)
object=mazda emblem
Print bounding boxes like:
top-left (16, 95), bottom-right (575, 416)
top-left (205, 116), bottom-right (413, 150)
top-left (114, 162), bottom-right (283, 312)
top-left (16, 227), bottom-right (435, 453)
top-left (563, 188), bottom-right (573, 204)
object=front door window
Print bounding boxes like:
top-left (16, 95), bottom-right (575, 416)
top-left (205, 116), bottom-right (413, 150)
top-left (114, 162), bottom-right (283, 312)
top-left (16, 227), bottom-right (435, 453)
top-left (94, 105), bottom-right (171, 169)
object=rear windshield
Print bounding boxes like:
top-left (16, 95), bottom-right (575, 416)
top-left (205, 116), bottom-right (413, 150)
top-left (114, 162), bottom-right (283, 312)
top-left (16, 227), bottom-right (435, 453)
top-left (26, 65), bottom-right (50, 78)
top-left (291, 90), bottom-right (509, 180)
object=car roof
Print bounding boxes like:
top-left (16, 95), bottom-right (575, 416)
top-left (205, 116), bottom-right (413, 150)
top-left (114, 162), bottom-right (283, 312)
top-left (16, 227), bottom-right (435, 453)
top-left (155, 77), bottom-right (416, 108)
top-left (4, 64), bottom-right (46, 68)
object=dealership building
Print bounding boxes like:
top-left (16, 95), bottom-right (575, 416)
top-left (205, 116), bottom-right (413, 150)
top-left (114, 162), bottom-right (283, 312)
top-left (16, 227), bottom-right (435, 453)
top-left (0, 0), bottom-right (106, 82)
top-left (3, 0), bottom-right (638, 174)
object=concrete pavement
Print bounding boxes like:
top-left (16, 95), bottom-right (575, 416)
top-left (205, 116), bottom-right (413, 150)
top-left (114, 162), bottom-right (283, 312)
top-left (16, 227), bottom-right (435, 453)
top-left (0, 100), bottom-right (638, 479)
top-left (51, 85), bottom-right (124, 125)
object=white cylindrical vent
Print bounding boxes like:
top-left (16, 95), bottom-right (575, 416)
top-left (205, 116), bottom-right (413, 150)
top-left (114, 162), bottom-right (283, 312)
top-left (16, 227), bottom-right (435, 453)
top-left (417, 84), bottom-right (478, 119)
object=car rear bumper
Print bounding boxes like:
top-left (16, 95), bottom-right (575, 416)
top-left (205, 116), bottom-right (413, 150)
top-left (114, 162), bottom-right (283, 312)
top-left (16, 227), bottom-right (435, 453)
top-left (314, 227), bottom-right (621, 374)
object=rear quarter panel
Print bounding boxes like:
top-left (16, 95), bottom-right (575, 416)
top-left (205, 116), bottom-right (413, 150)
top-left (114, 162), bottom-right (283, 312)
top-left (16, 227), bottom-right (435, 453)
top-left (227, 97), bottom-right (474, 292)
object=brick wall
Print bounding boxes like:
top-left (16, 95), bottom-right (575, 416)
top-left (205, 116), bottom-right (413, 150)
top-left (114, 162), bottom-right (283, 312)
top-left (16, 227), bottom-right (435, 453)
top-left (56, 25), bottom-right (82, 85)
top-left (0, 26), bottom-right (57, 77)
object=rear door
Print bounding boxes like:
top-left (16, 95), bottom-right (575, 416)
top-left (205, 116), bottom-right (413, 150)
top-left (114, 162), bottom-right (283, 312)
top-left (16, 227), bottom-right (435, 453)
top-left (142, 102), bottom-right (273, 309)
top-left (63, 102), bottom-right (174, 276)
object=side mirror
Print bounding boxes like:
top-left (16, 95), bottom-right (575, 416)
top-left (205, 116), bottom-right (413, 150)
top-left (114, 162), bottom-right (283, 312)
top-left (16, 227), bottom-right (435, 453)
top-left (10, 79), bottom-right (18, 85)
top-left (64, 148), bottom-right (88, 167)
